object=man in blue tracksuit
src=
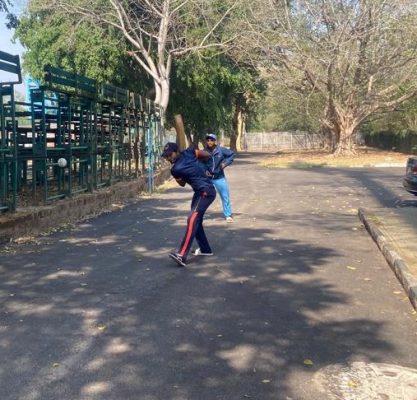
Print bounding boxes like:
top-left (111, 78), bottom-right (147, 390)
top-left (161, 142), bottom-right (216, 267)
top-left (204, 133), bottom-right (235, 222)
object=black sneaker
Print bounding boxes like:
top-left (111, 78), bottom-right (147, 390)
top-left (169, 252), bottom-right (187, 267)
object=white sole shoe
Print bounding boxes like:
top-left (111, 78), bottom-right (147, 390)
top-left (193, 248), bottom-right (213, 256)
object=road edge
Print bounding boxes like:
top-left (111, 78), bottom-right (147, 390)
top-left (0, 167), bottom-right (171, 244)
top-left (358, 208), bottom-right (417, 310)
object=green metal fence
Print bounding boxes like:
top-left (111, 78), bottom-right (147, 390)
top-left (0, 52), bottom-right (167, 212)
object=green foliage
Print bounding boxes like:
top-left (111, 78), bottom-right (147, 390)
top-left (363, 98), bottom-right (417, 135)
top-left (361, 97), bottom-right (417, 152)
top-left (15, 0), bottom-right (266, 136)
top-left (254, 77), bottom-right (323, 133)
top-left (167, 53), bottom-right (266, 141)
top-left (0, 0), bottom-right (17, 28)
top-left (15, 10), bottom-right (151, 92)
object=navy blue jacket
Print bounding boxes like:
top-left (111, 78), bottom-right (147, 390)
top-left (171, 147), bottom-right (214, 193)
top-left (204, 145), bottom-right (235, 180)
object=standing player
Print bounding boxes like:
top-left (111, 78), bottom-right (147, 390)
top-left (161, 142), bottom-right (216, 267)
top-left (204, 133), bottom-right (235, 222)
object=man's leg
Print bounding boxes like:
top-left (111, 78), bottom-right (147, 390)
top-left (195, 220), bottom-right (212, 254)
top-left (213, 177), bottom-right (232, 218)
top-left (177, 192), bottom-right (215, 260)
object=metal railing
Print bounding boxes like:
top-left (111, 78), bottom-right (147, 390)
top-left (0, 53), bottom-right (167, 212)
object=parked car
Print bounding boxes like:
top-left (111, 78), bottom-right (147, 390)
top-left (403, 157), bottom-right (417, 195)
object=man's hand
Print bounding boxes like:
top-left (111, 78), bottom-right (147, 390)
top-left (220, 163), bottom-right (226, 170)
top-left (175, 177), bottom-right (186, 187)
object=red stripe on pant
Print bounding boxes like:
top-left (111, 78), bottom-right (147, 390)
top-left (179, 211), bottom-right (199, 257)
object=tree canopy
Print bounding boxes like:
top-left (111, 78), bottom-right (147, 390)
top-left (25, 0), bottom-right (247, 110)
top-left (17, 0), bottom-right (267, 149)
top-left (16, 10), bottom-right (151, 92)
top-left (168, 54), bottom-right (266, 143)
top-left (261, 0), bottom-right (417, 154)
top-left (15, 0), bottom-right (417, 154)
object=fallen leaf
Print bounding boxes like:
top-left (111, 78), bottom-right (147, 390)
top-left (97, 324), bottom-right (107, 331)
top-left (347, 379), bottom-right (358, 388)
top-left (261, 379), bottom-right (271, 383)
top-left (346, 266), bottom-right (357, 270)
top-left (303, 359), bottom-right (314, 366)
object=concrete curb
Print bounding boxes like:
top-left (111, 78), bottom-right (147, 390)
top-left (0, 167), bottom-right (171, 244)
top-left (358, 207), bottom-right (417, 310)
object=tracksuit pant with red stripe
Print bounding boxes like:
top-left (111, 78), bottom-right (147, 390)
top-left (178, 187), bottom-right (216, 260)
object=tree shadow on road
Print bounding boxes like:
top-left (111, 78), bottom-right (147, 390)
top-left (0, 187), bottom-right (393, 400)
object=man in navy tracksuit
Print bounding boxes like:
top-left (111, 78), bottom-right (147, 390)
top-left (161, 142), bottom-right (216, 267)
top-left (204, 133), bottom-right (235, 222)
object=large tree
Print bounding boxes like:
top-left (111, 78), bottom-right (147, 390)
top-left (264, 0), bottom-right (417, 154)
top-left (26, 0), bottom-right (245, 111)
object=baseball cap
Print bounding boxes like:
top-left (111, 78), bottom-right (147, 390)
top-left (206, 133), bottom-right (217, 141)
top-left (161, 142), bottom-right (178, 158)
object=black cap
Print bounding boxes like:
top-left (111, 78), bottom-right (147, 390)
top-left (161, 142), bottom-right (178, 158)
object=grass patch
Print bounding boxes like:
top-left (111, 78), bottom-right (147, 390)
top-left (260, 147), bottom-right (411, 168)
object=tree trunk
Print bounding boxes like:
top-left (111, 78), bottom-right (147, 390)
top-left (230, 105), bottom-right (244, 152)
top-left (154, 82), bottom-right (162, 108)
top-left (241, 117), bottom-right (247, 151)
top-left (332, 123), bottom-right (356, 155)
top-left (324, 103), bottom-right (359, 155)
top-left (321, 126), bottom-right (334, 152)
top-left (159, 78), bottom-right (170, 111)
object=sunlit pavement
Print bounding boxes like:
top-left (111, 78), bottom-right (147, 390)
top-left (0, 152), bottom-right (416, 400)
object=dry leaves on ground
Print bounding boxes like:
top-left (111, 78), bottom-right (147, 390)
top-left (260, 147), bottom-right (411, 169)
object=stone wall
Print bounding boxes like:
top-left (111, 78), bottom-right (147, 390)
top-left (0, 167), bottom-right (171, 243)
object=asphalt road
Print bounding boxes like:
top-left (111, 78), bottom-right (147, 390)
top-left (0, 152), bottom-right (416, 400)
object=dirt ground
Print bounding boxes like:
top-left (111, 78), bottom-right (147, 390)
top-left (260, 146), bottom-right (413, 168)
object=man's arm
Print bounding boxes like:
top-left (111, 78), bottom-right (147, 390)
top-left (220, 147), bottom-right (235, 169)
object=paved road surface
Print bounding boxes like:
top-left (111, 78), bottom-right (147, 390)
top-left (0, 152), bottom-right (416, 400)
